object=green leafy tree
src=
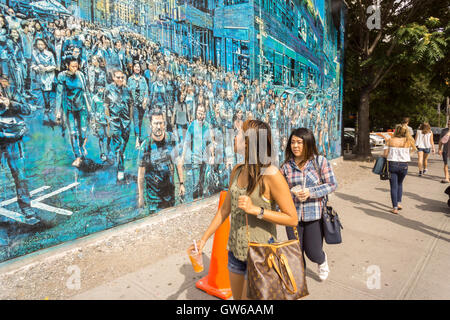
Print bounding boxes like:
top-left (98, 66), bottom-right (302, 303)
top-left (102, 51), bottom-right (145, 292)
top-left (344, 0), bottom-right (449, 157)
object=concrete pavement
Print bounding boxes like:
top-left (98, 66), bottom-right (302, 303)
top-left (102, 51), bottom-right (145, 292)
top-left (71, 151), bottom-right (450, 300)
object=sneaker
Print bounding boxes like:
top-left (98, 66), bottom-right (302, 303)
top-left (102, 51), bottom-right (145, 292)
top-left (418, 171), bottom-right (422, 177)
top-left (423, 169), bottom-right (428, 174)
top-left (117, 171), bottom-right (125, 181)
top-left (318, 253), bottom-right (330, 281)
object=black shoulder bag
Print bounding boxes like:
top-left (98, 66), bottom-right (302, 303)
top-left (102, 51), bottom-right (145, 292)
top-left (312, 156), bottom-right (343, 244)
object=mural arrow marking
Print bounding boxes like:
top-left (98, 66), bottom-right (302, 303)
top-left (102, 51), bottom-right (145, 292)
top-left (0, 182), bottom-right (80, 224)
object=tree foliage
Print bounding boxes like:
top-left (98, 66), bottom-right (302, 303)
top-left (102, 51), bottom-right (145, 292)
top-left (343, 0), bottom-right (449, 156)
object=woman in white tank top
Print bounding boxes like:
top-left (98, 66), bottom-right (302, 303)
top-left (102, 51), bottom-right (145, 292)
top-left (383, 124), bottom-right (417, 214)
top-left (415, 122), bottom-right (435, 176)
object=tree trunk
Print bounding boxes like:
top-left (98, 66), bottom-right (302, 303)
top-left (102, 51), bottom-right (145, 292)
top-left (356, 87), bottom-right (372, 158)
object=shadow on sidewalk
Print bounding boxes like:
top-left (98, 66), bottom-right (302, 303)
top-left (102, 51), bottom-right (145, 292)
top-left (167, 254), bottom-right (218, 300)
top-left (375, 188), bottom-right (447, 214)
top-left (362, 208), bottom-right (450, 242)
top-left (335, 192), bottom-right (450, 241)
top-left (305, 267), bottom-right (321, 282)
top-left (335, 192), bottom-right (392, 211)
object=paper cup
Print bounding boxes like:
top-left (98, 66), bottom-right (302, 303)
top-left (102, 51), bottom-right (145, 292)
top-left (291, 185), bottom-right (303, 193)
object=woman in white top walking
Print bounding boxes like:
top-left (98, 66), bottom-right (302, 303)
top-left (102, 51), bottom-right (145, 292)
top-left (383, 124), bottom-right (417, 214)
top-left (415, 122), bottom-right (435, 176)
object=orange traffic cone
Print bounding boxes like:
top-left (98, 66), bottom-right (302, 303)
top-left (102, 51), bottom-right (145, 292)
top-left (196, 191), bottom-right (232, 300)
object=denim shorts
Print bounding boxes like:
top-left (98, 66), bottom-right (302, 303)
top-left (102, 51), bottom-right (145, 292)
top-left (227, 251), bottom-right (248, 279)
top-left (418, 148), bottom-right (431, 154)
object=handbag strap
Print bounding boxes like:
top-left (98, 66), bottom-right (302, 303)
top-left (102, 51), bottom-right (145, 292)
top-left (267, 253), bottom-right (298, 294)
top-left (311, 156), bottom-right (329, 204)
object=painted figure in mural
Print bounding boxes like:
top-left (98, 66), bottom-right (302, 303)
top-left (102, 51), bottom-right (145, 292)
top-left (55, 57), bottom-right (91, 168)
top-left (185, 85), bottom-right (195, 121)
top-left (6, 28), bottom-right (26, 94)
top-left (172, 91), bottom-right (190, 149)
top-left (4, 8), bottom-right (21, 31)
top-left (0, 69), bottom-right (38, 224)
top-left (235, 94), bottom-right (246, 114)
top-left (127, 62), bottom-right (149, 149)
top-left (50, 28), bottom-right (64, 72)
top-left (111, 40), bottom-right (125, 71)
top-left (90, 85), bottom-right (109, 163)
top-left (70, 46), bottom-right (88, 76)
top-left (164, 72), bottom-right (175, 131)
top-left (182, 104), bottom-right (215, 202)
top-left (103, 69), bottom-right (132, 181)
top-left (221, 90), bottom-right (234, 168)
top-left (31, 38), bottom-right (57, 125)
top-left (62, 29), bottom-right (83, 60)
top-left (87, 55), bottom-right (107, 93)
top-left (96, 35), bottom-right (113, 79)
top-left (150, 70), bottom-right (167, 120)
top-left (138, 110), bottom-right (185, 213)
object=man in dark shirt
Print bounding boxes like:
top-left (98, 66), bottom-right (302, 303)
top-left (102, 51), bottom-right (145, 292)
top-left (104, 69), bottom-right (133, 181)
top-left (439, 119), bottom-right (450, 183)
top-left (137, 111), bottom-right (185, 213)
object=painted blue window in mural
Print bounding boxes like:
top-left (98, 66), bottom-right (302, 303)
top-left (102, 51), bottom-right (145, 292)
top-left (224, 0), bottom-right (249, 6)
top-left (231, 40), bottom-right (249, 76)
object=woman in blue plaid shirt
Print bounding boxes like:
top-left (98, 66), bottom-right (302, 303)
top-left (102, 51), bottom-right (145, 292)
top-left (281, 128), bottom-right (338, 281)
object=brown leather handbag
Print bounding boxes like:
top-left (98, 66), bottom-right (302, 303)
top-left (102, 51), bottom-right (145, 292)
top-left (246, 216), bottom-right (309, 300)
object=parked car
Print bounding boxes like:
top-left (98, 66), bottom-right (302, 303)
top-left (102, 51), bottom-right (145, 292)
top-left (370, 134), bottom-right (385, 146)
top-left (343, 130), bottom-right (376, 150)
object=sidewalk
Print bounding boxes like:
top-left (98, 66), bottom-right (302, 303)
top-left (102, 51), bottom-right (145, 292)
top-left (70, 151), bottom-right (450, 300)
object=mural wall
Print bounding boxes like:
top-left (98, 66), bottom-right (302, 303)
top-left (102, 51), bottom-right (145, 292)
top-left (0, 0), bottom-right (345, 262)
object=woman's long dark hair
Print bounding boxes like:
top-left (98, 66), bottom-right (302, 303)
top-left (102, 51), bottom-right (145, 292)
top-left (237, 120), bottom-right (272, 196)
top-left (419, 122), bottom-right (431, 134)
top-left (284, 128), bottom-right (318, 165)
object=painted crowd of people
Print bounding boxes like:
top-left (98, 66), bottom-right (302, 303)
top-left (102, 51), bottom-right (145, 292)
top-left (0, 6), bottom-right (341, 222)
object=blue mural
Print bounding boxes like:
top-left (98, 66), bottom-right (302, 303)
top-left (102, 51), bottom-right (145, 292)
top-left (0, 0), bottom-right (345, 262)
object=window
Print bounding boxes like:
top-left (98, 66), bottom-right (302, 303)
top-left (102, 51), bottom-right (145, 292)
top-left (224, 0), bottom-right (249, 6)
top-left (231, 39), bottom-right (250, 75)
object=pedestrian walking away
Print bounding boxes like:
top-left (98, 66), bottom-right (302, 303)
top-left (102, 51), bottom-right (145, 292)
top-left (438, 120), bottom-right (450, 183)
top-left (415, 122), bottom-right (435, 176)
top-left (188, 120), bottom-right (298, 300)
top-left (383, 124), bottom-right (417, 214)
top-left (401, 117), bottom-right (415, 138)
top-left (281, 127), bottom-right (338, 281)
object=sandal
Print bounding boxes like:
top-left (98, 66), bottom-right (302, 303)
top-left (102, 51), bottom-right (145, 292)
top-left (391, 209), bottom-right (399, 214)
top-left (441, 180), bottom-right (450, 184)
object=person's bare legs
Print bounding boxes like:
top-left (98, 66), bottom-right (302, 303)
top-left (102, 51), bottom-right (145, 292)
top-left (229, 271), bottom-right (248, 300)
top-left (417, 151), bottom-right (424, 174)
top-left (423, 153), bottom-right (430, 173)
top-left (444, 164), bottom-right (449, 182)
